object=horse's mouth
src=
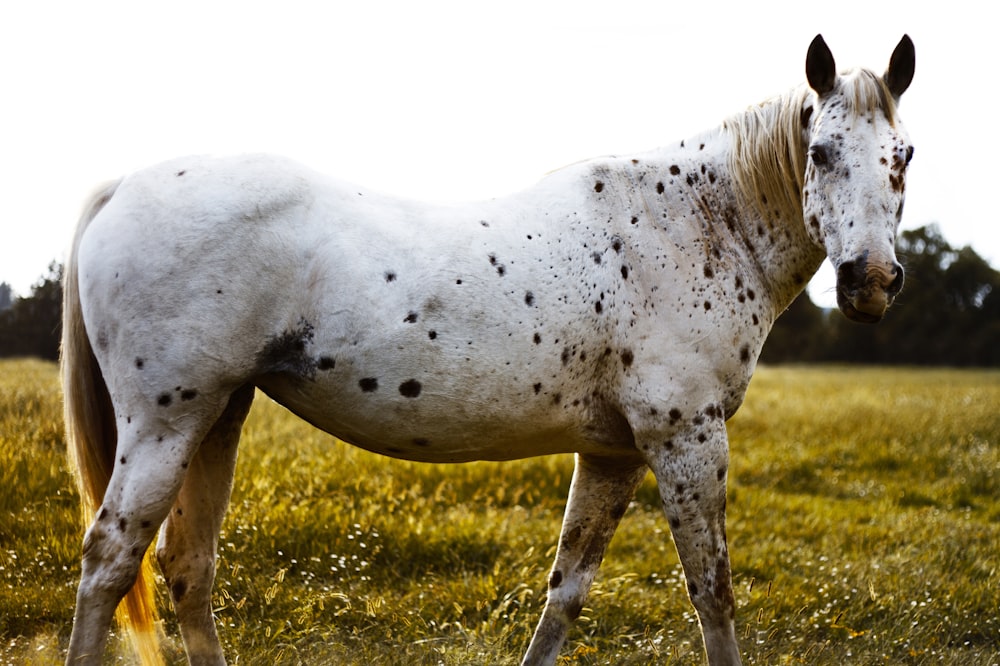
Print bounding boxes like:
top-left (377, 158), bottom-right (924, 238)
top-left (837, 286), bottom-right (891, 324)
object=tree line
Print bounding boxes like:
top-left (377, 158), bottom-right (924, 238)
top-left (1, 225), bottom-right (998, 365)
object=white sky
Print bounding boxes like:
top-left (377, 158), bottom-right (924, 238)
top-left (1, 1), bottom-right (994, 309)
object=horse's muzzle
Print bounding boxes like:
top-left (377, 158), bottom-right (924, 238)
top-left (836, 255), bottom-right (904, 323)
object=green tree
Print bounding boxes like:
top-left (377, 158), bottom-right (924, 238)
top-left (0, 263), bottom-right (63, 360)
top-left (0, 282), bottom-right (12, 312)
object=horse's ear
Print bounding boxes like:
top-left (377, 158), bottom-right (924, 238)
top-left (884, 34), bottom-right (915, 98)
top-left (806, 34), bottom-right (837, 95)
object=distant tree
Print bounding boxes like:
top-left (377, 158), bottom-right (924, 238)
top-left (0, 263), bottom-right (63, 360)
top-left (0, 282), bottom-right (12, 312)
top-left (758, 289), bottom-right (828, 364)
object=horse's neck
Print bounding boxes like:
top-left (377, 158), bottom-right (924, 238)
top-left (638, 128), bottom-right (825, 321)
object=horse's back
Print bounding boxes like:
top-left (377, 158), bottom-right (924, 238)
top-left (76, 154), bottom-right (644, 461)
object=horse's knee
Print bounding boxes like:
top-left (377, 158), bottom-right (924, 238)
top-left (78, 523), bottom-right (145, 601)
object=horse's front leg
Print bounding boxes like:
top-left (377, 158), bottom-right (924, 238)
top-left (521, 453), bottom-right (647, 666)
top-left (643, 412), bottom-right (742, 666)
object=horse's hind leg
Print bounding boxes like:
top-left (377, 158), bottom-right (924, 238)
top-left (68, 399), bottom-right (233, 664)
top-left (521, 454), bottom-right (647, 666)
top-left (155, 385), bottom-right (254, 665)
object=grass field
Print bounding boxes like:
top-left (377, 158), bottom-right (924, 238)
top-left (1, 359), bottom-right (998, 665)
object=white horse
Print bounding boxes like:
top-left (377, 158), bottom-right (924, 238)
top-left (62, 35), bottom-right (914, 665)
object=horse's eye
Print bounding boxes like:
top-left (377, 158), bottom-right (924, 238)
top-left (905, 145), bottom-right (914, 165)
top-left (809, 145), bottom-right (829, 166)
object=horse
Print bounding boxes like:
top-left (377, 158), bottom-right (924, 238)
top-left (61, 34), bottom-right (914, 665)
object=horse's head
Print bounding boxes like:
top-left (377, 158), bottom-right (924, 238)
top-left (801, 35), bottom-right (915, 323)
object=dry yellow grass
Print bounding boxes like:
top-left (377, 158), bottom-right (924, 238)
top-left (1, 359), bottom-right (998, 664)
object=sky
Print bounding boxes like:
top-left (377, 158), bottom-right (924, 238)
top-left (1, 1), bottom-right (994, 309)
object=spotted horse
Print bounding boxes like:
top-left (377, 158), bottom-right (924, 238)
top-left (62, 34), bottom-right (914, 665)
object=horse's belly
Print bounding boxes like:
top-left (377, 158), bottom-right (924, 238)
top-left (256, 374), bottom-right (636, 464)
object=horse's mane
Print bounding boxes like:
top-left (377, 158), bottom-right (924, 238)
top-left (723, 68), bottom-right (899, 223)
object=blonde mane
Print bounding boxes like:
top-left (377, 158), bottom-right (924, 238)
top-left (723, 68), bottom-right (898, 223)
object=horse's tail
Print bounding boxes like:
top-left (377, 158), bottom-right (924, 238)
top-left (61, 180), bottom-right (164, 666)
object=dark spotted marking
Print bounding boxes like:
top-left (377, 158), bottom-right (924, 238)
top-left (176, 170), bottom-right (186, 177)
top-left (594, 181), bottom-right (604, 193)
top-left (479, 220), bottom-right (490, 227)
top-left (656, 181), bottom-right (665, 194)
top-left (119, 456), bottom-right (127, 465)
top-left (404, 312), bottom-right (418, 323)
top-left (257, 319), bottom-right (317, 379)
top-left (703, 301), bottom-right (712, 311)
top-left (688, 581), bottom-right (699, 597)
top-left (669, 408), bottom-right (682, 422)
top-left (592, 252), bottom-right (602, 264)
top-left (157, 393), bottom-right (172, 407)
top-left (525, 291), bottom-right (535, 306)
top-left (318, 356), bottom-right (335, 370)
top-left (135, 358), bottom-right (144, 369)
top-left (533, 333), bottom-right (542, 344)
top-left (620, 349), bottom-right (634, 367)
top-left (611, 238), bottom-right (623, 253)
top-left (703, 265), bottom-right (714, 278)
top-left (594, 301), bottom-right (603, 314)
top-left (533, 383), bottom-right (542, 395)
top-left (549, 570), bottom-right (563, 589)
top-left (385, 271), bottom-right (397, 282)
top-left (717, 466), bottom-right (727, 481)
top-left (740, 345), bottom-right (751, 363)
top-left (118, 517), bottom-right (127, 532)
top-left (140, 520), bottom-right (151, 529)
top-left (171, 579), bottom-right (187, 602)
top-left (399, 379), bottom-right (422, 398)
top-left (180, 389), bottom-right (197, 401)
top-left (561, 347), bottom-right (572, 365)
top-left (630, 216), bottom-right (639, 225)
top-left (359, 378), bottom-right (379, 392)
top-left (669, 165), bottom-right (681, 175)
top-left (621, 266), bottom-right (629, 280)
top-left (428, 331), bottom-right (438, 340)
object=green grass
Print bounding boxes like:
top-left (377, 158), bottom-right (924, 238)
top-left (1, 359), bottom-right (998, 664)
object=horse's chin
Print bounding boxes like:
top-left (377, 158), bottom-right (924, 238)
top-left (837, 290), bottom-right (888, 324)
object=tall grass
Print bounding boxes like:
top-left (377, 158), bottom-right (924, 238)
top-left (1, 359), bottom-right (998, 664)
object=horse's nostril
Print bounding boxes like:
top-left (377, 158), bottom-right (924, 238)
top-left (887, 263), bottom-right (905, 295)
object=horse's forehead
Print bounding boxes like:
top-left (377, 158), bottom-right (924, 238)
top-left (815, 99), bottom-right (908, 151)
